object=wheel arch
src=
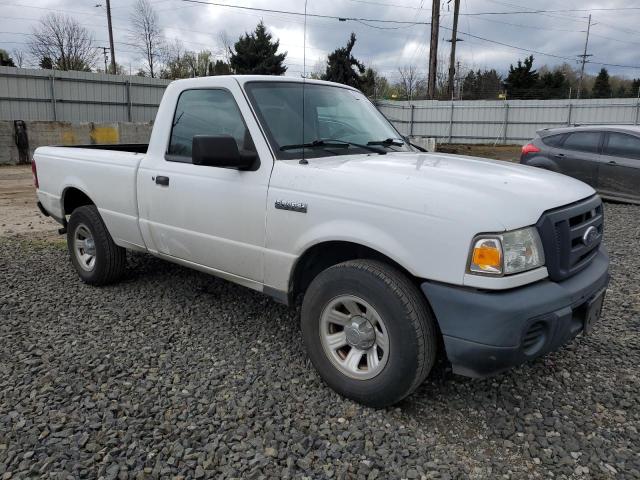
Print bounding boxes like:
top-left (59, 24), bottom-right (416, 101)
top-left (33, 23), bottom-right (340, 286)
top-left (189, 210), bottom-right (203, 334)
top-left (62, 186), bottom-right (96, 216)
top-left (288, 240), bottom-right (422, 305)
top-left (523, 156), bottom-right (560, 172)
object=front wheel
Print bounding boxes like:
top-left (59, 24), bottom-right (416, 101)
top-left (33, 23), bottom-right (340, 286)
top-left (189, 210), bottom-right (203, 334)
top-left (301, 260), bottom-right (437, 407)
top-left (67, 205), bottom-right (126, 285)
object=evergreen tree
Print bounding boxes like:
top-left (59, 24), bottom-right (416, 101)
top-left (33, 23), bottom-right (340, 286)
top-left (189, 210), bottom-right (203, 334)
top-left (0, 49), bottom-right (16, 67)
top-left (537, 70), bottom-right (569, 99)
top-left (39, 56), bottom-right (54, 69)
top-left (503, 55), bottom-right (539, 99)
top-left (615, 84), bottom-right (627, 98)
top-left (323, 33), bottom-right (368, 90)
top-left (631, 78), bottom-right (640, 97)
top-left (462, 69), bottom-right (502, 99)
top-left (230, 21), bottom-right (287, 75)
top-left (592, 68), bottom-right (612, 98)
top-left (212, 59), bottom-right (231, 75)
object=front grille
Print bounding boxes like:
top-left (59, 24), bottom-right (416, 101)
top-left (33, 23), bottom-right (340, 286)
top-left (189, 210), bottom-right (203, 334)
top-left (536, 196), bottom-right (603, 282)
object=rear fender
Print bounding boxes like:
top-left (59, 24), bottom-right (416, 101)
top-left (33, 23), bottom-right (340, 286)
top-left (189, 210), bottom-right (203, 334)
top-left (523, 156), bottom-right (559, 172)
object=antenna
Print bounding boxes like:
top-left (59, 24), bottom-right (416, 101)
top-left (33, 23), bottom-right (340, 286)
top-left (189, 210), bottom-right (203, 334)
top-left (300, 0), bottom-right (309, 165)
top-left (303, 0), bottom-right (308, 78)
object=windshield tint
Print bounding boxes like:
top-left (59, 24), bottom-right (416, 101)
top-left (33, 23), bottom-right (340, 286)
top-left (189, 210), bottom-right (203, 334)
top-left (244, 81), bottom-right (409, 159)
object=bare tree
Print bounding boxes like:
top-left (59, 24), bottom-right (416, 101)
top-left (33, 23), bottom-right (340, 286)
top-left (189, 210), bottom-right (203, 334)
top-left (12, 50), bottom-right (25, 68)
top-left (129, 0), bottom-right (164, 78)
top-left (28, 14), bottom-right (96, 71)
top-left (217, 31), bottom-right (233, 64)
top-left (396, 65), bottom-right (426, 101)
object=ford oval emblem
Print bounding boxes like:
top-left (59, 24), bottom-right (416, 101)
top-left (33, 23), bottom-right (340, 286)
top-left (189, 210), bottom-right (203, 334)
top-left (582, 226), bottom-right (599, 247)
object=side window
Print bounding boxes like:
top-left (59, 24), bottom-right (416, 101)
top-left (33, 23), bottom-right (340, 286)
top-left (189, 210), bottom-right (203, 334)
top-left (562, 132), bottom-right (601, 154)
top-left (167, 89), bottom-right (255, 162)
top-left (541, 134), bottom-right (565, 147)
top-left (603, 132), bottom-right (640, 160)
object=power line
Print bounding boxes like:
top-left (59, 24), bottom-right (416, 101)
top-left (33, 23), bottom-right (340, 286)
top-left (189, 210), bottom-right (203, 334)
top-left (465, 15), bottom-right (582, 33)
top-left (180, 0), bottom-right (431, 25)
top-left (439, 25), bottom-right (640, 71)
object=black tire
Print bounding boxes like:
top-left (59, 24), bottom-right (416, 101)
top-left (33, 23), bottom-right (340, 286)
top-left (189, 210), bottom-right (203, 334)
top-left (301, 259), bottom-right (437, 408)
top-left (67, 205), bottom-right (126, 285)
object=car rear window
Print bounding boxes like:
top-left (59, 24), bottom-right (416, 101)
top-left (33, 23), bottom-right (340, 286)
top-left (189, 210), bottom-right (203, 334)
top-left (562, 132), bottom-right (601, 154)
top-left (541, 134), bottom-right (565, 147)
top-left (603, 132), bottom-right (640, 160)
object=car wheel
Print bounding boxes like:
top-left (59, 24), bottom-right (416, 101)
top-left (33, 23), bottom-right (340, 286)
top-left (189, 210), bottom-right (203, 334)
top-left (67, 205), bottom-right (126, 285)
top-left (301, 259), bottom-right (437, 407)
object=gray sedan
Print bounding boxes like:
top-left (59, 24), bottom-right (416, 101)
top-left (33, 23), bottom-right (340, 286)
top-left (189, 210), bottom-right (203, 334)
top-left (520, 125), bottom-right (640, 204)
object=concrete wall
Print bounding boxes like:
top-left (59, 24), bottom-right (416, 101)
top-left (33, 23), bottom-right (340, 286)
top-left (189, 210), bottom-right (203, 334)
top-left (0, 121), bottom-right (153, 165)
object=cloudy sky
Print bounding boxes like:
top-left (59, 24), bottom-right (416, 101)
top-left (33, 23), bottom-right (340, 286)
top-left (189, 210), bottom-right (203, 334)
top-left (2, 0), bottom-right (639, 81)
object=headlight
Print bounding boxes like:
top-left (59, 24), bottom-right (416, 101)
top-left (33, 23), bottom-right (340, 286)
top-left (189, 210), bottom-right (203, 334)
top-left (469, 227), bottom-right (545, 276)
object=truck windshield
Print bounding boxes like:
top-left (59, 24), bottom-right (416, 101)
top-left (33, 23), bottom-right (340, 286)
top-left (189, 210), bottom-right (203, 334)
top-left (244, 81), bottom-right (410, 160)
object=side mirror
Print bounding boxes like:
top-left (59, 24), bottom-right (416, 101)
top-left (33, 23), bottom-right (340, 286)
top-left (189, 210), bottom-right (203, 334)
top-left (192, 135), bottom-right (258, 170)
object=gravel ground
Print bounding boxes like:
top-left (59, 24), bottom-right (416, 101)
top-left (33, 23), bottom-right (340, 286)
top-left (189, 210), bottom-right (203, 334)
top-left (1, 202), bottom-right (639, 479)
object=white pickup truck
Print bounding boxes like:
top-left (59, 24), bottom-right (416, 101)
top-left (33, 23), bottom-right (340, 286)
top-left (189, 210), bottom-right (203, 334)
top-left (34, 76), bottom-right (609, 407)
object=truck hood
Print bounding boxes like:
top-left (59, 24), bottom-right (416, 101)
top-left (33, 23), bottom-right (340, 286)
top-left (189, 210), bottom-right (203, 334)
top-left (295, 151), bottom-right (596, 230)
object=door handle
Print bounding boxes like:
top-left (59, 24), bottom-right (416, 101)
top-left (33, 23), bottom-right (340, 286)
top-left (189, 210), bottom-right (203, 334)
top-left (607, 160), bottom-right (618, 165)
top-left (155, 175), bottom-right (170, 186)
top-left (554, 153), bottom-right (565, 158)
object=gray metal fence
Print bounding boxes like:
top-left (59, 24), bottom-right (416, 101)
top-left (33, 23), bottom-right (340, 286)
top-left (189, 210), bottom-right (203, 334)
top-left (376, 98), bottom-right (640, 145)
top-left (3, 66), bottom-right (640, 145)
top-left (0, 66), bottom-right (170, 123)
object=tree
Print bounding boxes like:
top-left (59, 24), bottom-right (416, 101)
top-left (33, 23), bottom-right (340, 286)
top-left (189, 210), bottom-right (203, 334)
top-left (39, 56), bottom-right (54, 70)
top-left (462, 69), bottom-right (502, 99)
top-left (217, 31), bottom-right (233, 65)
top-left (12, 50), bottom-right (25, 68)
top-left (130, 0), bottom-right (164, 78)
top-left (29, 13), bottom-right (96, 71)
top-left (230, 21), bottom-right (286, 75)
top-left (0, 49), bottom-right (15, 67)
top-left (632, 79), bottom-right (640, 97)
top-left (212, 59), bottom-right (231, 76)
top-left (322, 33), bottom-right (370, 90)
top-left (395, 65), bottom-right (426, 101)
top-left (592, 68), bottom-right (612, 98)
top-left (503, 55), bottom-right (539, 99)
top-left (365, 69), bottom-right (391, 99)
top-left (537, 70), bottom-right (569, 99)
top-left (161, 41), bottom-right (231, 79)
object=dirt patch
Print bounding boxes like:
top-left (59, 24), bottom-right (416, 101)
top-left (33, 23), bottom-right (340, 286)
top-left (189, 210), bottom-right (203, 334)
top-left (0, 165), bottom-right (60, 239)
top-left (437, 144), bottom-right (522, 162)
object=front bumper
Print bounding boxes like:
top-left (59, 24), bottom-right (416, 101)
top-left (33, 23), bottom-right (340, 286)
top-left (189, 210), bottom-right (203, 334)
top-left (422, 246), bottom-right (610, 378)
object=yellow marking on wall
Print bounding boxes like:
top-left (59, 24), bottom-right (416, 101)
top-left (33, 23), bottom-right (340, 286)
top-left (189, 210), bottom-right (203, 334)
top-left (90, 126), bottom-right (119, 144)
top-left (61, 130), bottom-right (76, 145)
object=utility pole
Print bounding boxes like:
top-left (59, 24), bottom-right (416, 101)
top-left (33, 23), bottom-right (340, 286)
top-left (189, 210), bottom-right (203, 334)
top-left (455, 60), bottom-right (461, 99)
top-left (447, 0), bottom-right (461, 100)
top-left (106, 0), bottom-right (116, 74)
top-left (427, 0), bottom-right (440, 99)
top-left (101, 47), bottom-right (109, 73)
top-left (577, 14), bottom-right (592, 99)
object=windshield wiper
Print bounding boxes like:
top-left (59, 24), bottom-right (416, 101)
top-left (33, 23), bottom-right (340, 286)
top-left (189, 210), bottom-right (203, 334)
top-left (280, 139), bottom-right (386, 155)
top-left (367, 138), bottom-right (405, 147)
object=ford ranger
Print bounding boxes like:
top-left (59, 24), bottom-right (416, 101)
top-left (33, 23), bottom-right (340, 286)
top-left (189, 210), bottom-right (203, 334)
top-left (33, 76), bottom-right (610, 407)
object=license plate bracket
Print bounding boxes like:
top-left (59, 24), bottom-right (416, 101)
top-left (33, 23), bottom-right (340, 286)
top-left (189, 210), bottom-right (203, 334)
top-left (583, 289), bottom-right (605, 335)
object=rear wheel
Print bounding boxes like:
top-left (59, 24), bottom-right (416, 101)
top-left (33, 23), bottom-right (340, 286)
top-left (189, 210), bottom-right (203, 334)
top-left (67, 205), bottom-right (126, 285)
top-left (301, 259), bottom-right (437, 407)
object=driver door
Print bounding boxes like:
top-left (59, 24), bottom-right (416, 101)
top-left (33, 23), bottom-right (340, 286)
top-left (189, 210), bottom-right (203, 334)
top-left (137, 86), bottom-right (273, 283)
